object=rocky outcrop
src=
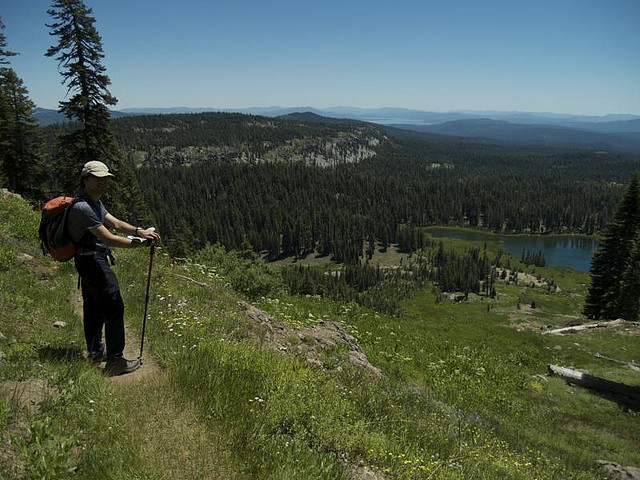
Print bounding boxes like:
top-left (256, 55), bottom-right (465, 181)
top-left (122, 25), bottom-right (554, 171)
top-left (597, 461), bottom-right (640, 480)
top-left (242, 301), bottom-right (382, 378)
top-left (15, 253), bottom-right (56, 280)
top-left (0, 189), bottom-right (22, 200)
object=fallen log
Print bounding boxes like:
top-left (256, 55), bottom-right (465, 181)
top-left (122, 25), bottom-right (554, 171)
top-left (595, 353), bottom-right (640, 371)
top-left (542, 319), bottom-right (637, 335)
top-left (547, 364), bottom-right (640, 401)
top-left (170, 272), bottom-right (211, 288)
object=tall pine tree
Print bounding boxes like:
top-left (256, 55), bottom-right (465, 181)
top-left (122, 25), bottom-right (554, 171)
top-left (0, 18), bottom-right (12, 188)
top-left (46, 0), bottom-right (150, 223)
top-left (616, 233), bottom-right (640, 321)
top-left (0, 18), bottom-right (16, 65)
top-left (0, 18), bottom-right (46, 200)
top-left (584, 172), bottom-right (640, 320)
top-left (0, 69), bottom-right (47, 199)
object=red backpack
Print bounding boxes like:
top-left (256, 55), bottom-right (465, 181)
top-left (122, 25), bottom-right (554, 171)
top-left (39, 195), bottom-right (81, 262)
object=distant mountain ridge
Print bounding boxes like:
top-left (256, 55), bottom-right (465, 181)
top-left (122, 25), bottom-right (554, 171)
top-left (33, 107), bottom-right (130, 126)
top-left (103, 111), bottom-right (385, 168)
top-left (33, 105), bottom-right (640, 152)
top-left (117, 106), bottom-right (640, 129)
top-left (390, 118), bottom-right (640, 153)
top-left (276, 111), bottom-right (365, 125)
top-left (35, 105), bottom-right (640, 128)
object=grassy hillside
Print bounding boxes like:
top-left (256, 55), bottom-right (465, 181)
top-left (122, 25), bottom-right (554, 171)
top-left (1, 191), bottom-right (638, 479)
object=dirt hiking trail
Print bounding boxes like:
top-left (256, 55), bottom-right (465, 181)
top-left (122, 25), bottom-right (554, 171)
top-left (69, 288), bottom-right (244, 479)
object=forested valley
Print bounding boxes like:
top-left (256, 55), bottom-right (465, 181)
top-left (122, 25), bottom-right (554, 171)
top-left (59, 112), bottom-right (638, 259)
top-left (34, 111), bottom-right (640, 314)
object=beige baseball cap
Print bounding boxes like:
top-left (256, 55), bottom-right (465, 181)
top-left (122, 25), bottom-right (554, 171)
top-left (81, 160), bottom-right (114, 178)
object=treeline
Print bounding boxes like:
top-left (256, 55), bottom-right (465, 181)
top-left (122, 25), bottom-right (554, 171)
top-left (0, 20), bottom-right (47, 201)
top-left (119, 113), bottom-right (640, 262)
top-left (283, 243), bottom-right (500, 315)
top-left (37, 104), bottom-right (640, 263)
top-left (110, 112), bottom-right (383, 156)
top-left (40, 109), bottom-right (639, 262)
top-left (282, 263), bottom-right (417, 315)
top-left (521, 248), bottom-right (546, 267)
top-left (137, 154), bottom-right (627, 260)
top-left (431, 244), bottom-right (498, 297)
top-left (585, 172), bottom-right (640, 321)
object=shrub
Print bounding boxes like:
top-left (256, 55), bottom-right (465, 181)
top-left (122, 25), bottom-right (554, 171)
top-left (193, 243), bottom-right (284, 299)
top-left (0, 244), bottom-right (15, 271)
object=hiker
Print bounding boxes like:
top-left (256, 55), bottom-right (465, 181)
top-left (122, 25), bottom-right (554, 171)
top-left (67, 160), bottom-right (161, 376)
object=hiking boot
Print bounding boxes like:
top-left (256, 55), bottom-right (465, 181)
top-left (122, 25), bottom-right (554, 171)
top-left (104, 356), bottom-right (140, 376)
top-left (88, 350), bottom-right (105, 363)
top-left (87, 346), bottom-right (105, 363)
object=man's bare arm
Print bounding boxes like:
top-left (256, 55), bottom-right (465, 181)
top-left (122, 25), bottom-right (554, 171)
top-left (104, 213), bottom-right (136, 235)
top-left (104, 213), bottom-right (162, 244)
top-left (89, 225), bottom-right (142, 248)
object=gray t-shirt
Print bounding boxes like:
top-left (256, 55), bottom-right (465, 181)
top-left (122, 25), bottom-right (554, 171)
top-left (67, 193), bottom-right (110, 255)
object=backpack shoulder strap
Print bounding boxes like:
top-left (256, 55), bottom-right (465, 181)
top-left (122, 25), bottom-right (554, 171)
top-left (56, 194), bottom-right (86, 245)
top-left (60, 194), bottom-right (81, 224)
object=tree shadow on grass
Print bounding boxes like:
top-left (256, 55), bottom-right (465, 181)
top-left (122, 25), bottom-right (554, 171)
top-left (594, 390), bottom-right (640, 413)
top-left (36, 343), bottom-right (84, 363)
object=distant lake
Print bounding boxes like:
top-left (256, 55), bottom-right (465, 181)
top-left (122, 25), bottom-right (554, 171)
top-left (427, 228), bottom-right (598, 272)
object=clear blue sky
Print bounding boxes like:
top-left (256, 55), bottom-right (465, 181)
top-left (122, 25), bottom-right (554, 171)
top-left (2, 0), bottom-right (639, 115)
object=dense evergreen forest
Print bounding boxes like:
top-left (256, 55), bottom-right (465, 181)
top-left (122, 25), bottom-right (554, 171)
top-left (282, 243), bottom-right (500, 315)
top-left (80, 112), bottom-right (635, 261)
top-left (40, 111), bottom-right (640, 264)
top-left (44, 112), bottom-right (384, 169)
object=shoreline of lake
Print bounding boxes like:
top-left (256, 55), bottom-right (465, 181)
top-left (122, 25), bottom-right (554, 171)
top-left (425, 225), bottom-right (602, 242)
top-left (425, 227), bottom-right (598, 272)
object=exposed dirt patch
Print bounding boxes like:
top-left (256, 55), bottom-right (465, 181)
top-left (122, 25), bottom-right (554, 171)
top-left (542, 319), bottom-right (640, 337)
top-left (509, 319), bottom-right (547, 332)
top-left (0, 423), bottom-right (27, 479)
top-left (242, 301), bottom-right (382, 378)
top-left (69, 288), bottom-right (163, 382)
top-left (120, 374), bottom-right (244, 479)
top-left (345, 463), bottom-right (389, 480)
top-left (504, 314), bottom-right (640, 339)
top-left (0, 379), bottom-right (59, 414)
top-left (502, 310), bottom-right (595, 333)
top-left (15, 252), bottom-right (56, 281)
top-left (69, 289), bottom-right (83, 317)
top-left (108, 329), bottom-right (163, 386)
top-left (497, 304), bottom-right (541, 328)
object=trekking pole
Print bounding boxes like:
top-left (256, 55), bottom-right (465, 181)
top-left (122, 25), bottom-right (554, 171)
top-left (139, 243), bottom-right (155, 364)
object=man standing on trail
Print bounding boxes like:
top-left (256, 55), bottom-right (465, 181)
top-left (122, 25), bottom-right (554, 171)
top-left (67, 160), bottom-right (161, 376)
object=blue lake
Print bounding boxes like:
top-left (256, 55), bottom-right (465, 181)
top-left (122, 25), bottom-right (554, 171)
top-left (427, 229), bottom-right (598, 272)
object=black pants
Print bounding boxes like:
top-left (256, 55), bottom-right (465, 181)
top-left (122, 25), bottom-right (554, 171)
top-left (74, 253), bottom-right (125, 358)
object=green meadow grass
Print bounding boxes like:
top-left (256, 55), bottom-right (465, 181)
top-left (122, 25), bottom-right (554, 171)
top-left (1, 192), bottom-right (639, 479)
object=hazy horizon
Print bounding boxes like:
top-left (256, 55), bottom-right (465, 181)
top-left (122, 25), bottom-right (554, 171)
top-left (35, 104), bottom-right (640, 120)
top-left (4, 0), bottom-right (639, 116)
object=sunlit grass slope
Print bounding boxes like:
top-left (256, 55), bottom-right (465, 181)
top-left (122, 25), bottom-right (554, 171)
top-left (1, 191), bottom-right (638, 479)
